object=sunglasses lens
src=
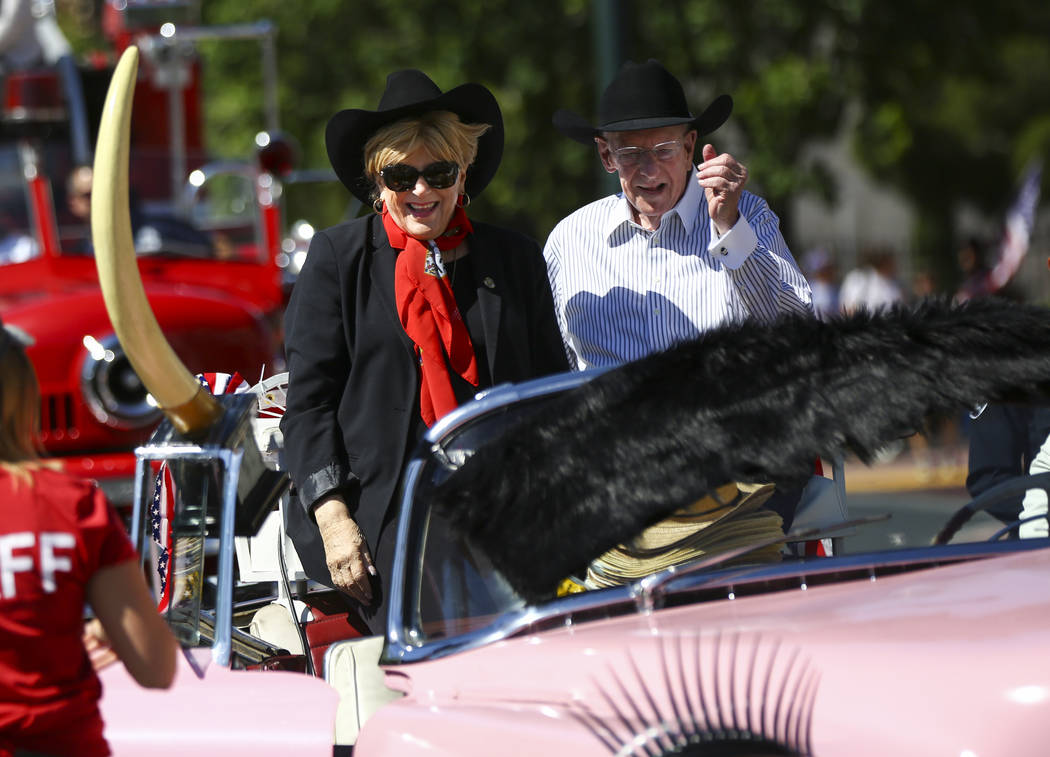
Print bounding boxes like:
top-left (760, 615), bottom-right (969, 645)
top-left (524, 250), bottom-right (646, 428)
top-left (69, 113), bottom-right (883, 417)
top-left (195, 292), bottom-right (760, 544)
top-left (381, 164), bottom-right (418, 192)
top-left (422, 162), bottom-right (459, 189)
top-left (381, 162), bottom-right (459, 192)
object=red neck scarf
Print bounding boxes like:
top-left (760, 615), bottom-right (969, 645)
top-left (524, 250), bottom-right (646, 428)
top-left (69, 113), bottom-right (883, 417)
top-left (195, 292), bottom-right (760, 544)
top-left (386, 204), bottom-right (477, 426)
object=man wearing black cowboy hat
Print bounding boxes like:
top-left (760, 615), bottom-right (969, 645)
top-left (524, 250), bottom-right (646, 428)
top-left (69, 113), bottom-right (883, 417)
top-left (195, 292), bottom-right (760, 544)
top-left (543, 59), bottom-right (812, 371)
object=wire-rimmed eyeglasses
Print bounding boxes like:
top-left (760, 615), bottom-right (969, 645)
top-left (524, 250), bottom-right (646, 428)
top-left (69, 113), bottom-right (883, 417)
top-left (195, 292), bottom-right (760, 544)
top-left (609, 140), bottom-right (684, 168)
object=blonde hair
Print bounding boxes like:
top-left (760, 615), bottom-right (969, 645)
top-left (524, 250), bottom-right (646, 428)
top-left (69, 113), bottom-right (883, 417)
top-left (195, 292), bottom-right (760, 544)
top-left (0, 340), bottom-right (46, 481)
top-left (364, 111), bottom-right (490, 198)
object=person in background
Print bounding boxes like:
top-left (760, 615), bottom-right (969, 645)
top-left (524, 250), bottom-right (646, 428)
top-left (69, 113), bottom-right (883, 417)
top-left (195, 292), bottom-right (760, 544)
top-left (61, 164), bottom-right (96, 254)
top-left (281, 70), bottom-right (568, 634)
top-left (910, 268), bottom-right (936, 301)
top-left (802, 247), bottom-right (839, 320)
top-left (64, 165), bottom-right (212, 257)
top-left (954, 236), bottom-right (994, 303)
top-left (965, 403), bottom-right (1050, 535)
top-left (66, 163), bottom-right (93, 224)
top-left (0, 316), bottom-right (178, 757)
top-left (965, 254), bottom-right (1050, 537)
top-left (838, 245), bottom-right (903, 314)
top-left (543, 58), bottom-right (812, 372)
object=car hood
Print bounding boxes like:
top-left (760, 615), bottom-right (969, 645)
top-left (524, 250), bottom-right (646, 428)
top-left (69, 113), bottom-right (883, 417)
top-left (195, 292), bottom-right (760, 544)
top-left (360, 547), bottom-right (1050, 756)
top-left (99, 647), bottom-right (339, 755)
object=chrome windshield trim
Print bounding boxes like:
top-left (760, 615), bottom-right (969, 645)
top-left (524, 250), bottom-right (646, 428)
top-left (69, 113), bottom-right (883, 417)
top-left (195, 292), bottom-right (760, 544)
top-left (425, 367), bottom-right (609, 442)
top-left (646, 537), bottom-right (1050, 597)
top-left (385, 535), bottom-right (1050, 664)
top-left (384, 455), bottom-right (426, 656)
top-left (129, 456), bottom-right (148, 558)
top-left (385, 580), bottom-right (638, 664)
top-left (385, 368), bottom-right (606, 661)
top-left (179, 160), bottom-right (257, 211)
top-left (211, 447), bottom-right (242, 668)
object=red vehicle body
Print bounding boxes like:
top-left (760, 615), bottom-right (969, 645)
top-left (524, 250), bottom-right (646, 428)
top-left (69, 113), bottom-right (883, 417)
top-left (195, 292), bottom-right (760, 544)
top-left (0, 2), bottom-right (317, 504)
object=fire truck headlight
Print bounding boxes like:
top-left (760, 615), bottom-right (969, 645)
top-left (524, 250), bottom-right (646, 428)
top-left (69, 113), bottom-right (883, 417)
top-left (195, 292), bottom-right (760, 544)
top-left (80, 334), bottom-right (163, 430)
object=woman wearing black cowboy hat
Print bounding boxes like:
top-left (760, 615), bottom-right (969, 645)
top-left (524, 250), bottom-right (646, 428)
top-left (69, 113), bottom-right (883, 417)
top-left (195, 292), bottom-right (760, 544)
top-left (280, 70), bottom-right (568, 632)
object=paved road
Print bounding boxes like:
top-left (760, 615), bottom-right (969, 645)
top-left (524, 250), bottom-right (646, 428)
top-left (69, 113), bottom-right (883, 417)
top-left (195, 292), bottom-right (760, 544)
top-left (842, 488), bottom-right (1004, 554)
top-left (829, 445), bottom-right (1008, 554)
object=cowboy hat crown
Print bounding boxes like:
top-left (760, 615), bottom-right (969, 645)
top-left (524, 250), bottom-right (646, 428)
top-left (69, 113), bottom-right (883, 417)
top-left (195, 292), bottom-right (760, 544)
top-left (325, 69), bottom-right (504, 204)
top-left (553, 58), bottom-right (732, 145)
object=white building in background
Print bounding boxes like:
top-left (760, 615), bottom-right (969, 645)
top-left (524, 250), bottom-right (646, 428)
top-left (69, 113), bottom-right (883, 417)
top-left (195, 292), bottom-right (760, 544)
top-left (789, 109), bottom-right (915, 286)
top-left (787, 110), bottom-right (1050, 305)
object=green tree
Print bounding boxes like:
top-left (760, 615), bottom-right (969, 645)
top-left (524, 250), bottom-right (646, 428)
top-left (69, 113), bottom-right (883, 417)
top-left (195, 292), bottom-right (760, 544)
top-left (843, 1), bottom-right (1050, 284)
top-left (193, 0), bottom-right (853, 244)
top-left (635, 0), bottom-right (850, 240)
top-left (196, 0), bottom-right (598, 240)
top-left (62, 0), bottom-right (1050, 286)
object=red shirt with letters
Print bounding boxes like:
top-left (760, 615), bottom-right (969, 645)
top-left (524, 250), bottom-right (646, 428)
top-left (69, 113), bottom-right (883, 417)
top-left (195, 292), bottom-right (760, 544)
top-left (0, 467), bottom-right (137, 757)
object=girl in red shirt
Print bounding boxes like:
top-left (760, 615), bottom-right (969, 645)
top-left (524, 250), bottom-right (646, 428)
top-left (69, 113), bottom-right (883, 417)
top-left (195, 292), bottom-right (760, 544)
top-left (0, 318), bottom-right (178, 757)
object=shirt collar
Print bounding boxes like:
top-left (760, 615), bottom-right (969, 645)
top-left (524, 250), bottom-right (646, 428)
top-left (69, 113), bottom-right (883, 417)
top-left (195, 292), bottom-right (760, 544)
top-left (602, 170), bottom-right (704, 242)
top-left (674, 171), bottom-right (703, 233)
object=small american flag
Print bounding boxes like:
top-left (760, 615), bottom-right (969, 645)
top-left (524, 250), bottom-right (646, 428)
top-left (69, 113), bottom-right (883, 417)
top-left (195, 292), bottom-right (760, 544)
top-left (989, 160), bottom-right (1043, 291)
top-left (149, 461), bottom-right (175, 610)
top-left (151, 372), bottom-right (251, 610)
top-left (196, 371), bottom-right (251, 396)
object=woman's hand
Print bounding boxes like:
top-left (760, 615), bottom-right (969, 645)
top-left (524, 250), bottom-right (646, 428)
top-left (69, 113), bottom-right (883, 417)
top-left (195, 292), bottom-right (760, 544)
top-left (82, 617), bottom-right (118, 672)
top-left (86, 561), bottom-right (179, 688)
top-left (314, 497), bottom-right (376, 605)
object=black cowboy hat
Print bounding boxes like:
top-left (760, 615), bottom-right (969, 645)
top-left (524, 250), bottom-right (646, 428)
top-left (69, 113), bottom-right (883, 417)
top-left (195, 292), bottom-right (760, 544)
top-left (325, 69), bottom-right (504, 204)
top-left (553, 59), bottom-right (733, 145)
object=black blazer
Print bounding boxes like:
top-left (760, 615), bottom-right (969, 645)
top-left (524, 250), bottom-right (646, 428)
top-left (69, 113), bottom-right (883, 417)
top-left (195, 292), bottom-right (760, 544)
top-left (280, 213), bottom-right (569, 592)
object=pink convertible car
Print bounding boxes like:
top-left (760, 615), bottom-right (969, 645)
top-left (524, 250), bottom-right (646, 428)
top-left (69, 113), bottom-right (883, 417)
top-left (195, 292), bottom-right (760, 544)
top-left (95, 362), bottom-right (1050, 757)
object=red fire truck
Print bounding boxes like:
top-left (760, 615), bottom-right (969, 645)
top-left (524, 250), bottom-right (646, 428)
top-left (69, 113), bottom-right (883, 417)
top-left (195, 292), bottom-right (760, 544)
top-left (0, 1), bottom-right (338, 504)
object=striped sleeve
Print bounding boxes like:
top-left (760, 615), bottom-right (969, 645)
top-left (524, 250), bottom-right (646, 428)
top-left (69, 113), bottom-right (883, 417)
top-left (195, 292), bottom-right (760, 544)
top-left (542, 221), bottom-right (582, 369)
top-left (724, 193), bottom-right (813, 322)
top-left (542, 189), bottom-right (812, 370)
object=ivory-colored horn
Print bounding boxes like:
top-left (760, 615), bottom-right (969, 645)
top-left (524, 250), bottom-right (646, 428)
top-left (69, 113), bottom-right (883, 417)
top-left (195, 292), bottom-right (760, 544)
top-left (92, 46), bottom-right (222, 437)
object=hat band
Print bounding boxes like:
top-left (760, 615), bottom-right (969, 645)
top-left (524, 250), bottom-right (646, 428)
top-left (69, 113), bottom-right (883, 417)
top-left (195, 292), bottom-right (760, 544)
top-left (598, 114), bottom-right (696, 131)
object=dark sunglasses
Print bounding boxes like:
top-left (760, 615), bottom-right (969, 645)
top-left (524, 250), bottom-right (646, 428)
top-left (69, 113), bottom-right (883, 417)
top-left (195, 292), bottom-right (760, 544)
top-left (380, 161), bottom-right (460, 192)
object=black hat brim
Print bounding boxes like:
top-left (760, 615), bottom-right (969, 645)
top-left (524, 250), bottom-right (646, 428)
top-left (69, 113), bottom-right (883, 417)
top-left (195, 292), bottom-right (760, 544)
top-left (553, 94), bottom-right (733, 146)
top-left (326, 82), bottom-right (504, 205)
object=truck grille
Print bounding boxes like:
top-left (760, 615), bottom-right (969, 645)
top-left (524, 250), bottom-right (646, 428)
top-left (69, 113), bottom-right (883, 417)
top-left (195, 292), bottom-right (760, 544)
top-left (40, 393), bottom-right (77, 438)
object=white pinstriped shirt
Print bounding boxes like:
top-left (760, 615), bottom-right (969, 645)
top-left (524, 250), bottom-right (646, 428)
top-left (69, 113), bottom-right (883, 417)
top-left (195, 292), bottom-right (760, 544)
top-left (543, 176), bottom-right (813, 370)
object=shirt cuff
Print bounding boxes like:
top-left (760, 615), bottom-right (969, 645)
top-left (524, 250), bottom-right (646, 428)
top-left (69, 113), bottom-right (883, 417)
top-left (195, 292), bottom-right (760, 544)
top-left (298, 462), bottom-right (354, 514)
top-left (707, 215), bottom-right (758, 270)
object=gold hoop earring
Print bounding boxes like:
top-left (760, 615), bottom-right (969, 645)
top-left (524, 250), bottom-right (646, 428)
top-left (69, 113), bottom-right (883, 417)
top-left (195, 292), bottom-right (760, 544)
top-left (457, 193), bottom-right (470, 208)
top-left (372, 198), bottom-right (384, 214)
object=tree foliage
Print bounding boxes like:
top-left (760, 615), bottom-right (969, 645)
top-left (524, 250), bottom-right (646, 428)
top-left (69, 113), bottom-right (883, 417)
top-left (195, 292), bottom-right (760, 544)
top-left (63, 1), bottom-right (1050, 285)
top-left (195, 0), bottom-right (597, 240)
top-left (842, 1), bottom-right (1050, 280)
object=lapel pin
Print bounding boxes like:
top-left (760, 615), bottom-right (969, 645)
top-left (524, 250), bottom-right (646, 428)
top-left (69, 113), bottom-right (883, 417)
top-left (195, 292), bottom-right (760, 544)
top-left (483, 276), bottom-right (496, 289)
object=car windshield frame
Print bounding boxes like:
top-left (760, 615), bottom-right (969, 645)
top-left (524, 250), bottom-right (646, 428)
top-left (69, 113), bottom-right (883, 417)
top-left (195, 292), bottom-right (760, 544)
top-left (381, 371), bottom-right (1050, 665)
top-left (0, 142), bottom-right (45, 264)
top-left (385, 371), bottom-right (603, 661)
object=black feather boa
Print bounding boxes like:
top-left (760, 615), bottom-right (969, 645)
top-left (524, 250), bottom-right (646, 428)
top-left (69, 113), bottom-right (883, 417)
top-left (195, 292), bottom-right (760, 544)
top-left (432, 297), bottom-right (1050, 601)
